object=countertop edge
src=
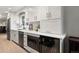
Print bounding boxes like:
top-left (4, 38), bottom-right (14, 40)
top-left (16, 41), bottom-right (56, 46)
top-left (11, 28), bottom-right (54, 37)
top-left (10, 28), bottom-right (66, 39)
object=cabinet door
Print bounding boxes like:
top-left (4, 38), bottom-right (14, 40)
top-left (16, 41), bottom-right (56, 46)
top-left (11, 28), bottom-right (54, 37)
top-left (37, 6), bottom-right (48, 20)
top-left (10, 30), bottom-right (18, 44)
top-left (48, 6), bottom-right (62, 19)
top-left (14, 31), bottom-right (18, 43)
top-left (24, 33), bottom-right (27, 47)
top-left (37, 6), bottom-right (62, 20)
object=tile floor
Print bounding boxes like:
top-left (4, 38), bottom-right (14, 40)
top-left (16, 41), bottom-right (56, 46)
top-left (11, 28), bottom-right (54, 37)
top-left (0, 33), bottom-right (27, 53)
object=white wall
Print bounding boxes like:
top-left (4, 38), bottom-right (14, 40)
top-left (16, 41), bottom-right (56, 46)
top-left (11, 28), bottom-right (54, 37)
top-left (64, 6), bottom-right (79, 37)
top-left (40, 19), bottom-right (62, 35)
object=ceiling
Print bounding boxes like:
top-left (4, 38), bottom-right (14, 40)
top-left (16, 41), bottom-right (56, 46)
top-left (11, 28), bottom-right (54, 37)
top-left (0, 6), bottom-right (24, 13)
top-left (0, 6), bottom-right (37, 22)
top-left (0, 6), bottom-right (24, 22)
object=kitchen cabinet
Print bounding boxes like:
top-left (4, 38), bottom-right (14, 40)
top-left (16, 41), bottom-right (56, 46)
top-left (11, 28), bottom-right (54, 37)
top-left (10, 30), bottom-right (19, 43)
top-left (27, 8), bottom-right (37, 21)
top-left (37, 6), bottom-right (48, 20)
top-left (24, 32), bottom-right (27, 47)
top-left (39, 6), bottom-right (63, 35)
top-left (9, 6), bottom-right (65, 53)
top-left (48, 6), bottom-right (62, 19)
top-left (37, 6), bottom-right (62, 20)
top-left (11, 30), bottom-right (27, 48)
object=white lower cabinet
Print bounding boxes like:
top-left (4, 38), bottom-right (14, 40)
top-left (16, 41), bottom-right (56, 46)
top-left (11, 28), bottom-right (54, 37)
top-left (24, 32), bottom-right (27, 47)
top-left (10, 30), bottom-right (18, 44)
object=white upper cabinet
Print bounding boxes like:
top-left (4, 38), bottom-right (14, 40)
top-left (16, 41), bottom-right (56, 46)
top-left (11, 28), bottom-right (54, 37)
top-left (16, 6), bottom-right (62, 22)
top-left (27, 7), bottom-right (37, 21)
top-left (47, 6), bottom-right (62, 20)
top-left (37, 6), bottom-right (48, 20)
top-left (37, 6), bottom-right (62, 20)
top-left (10, 30), bottom-right (19, 43)
top-left (23, 7), bottom-right (38, 22)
